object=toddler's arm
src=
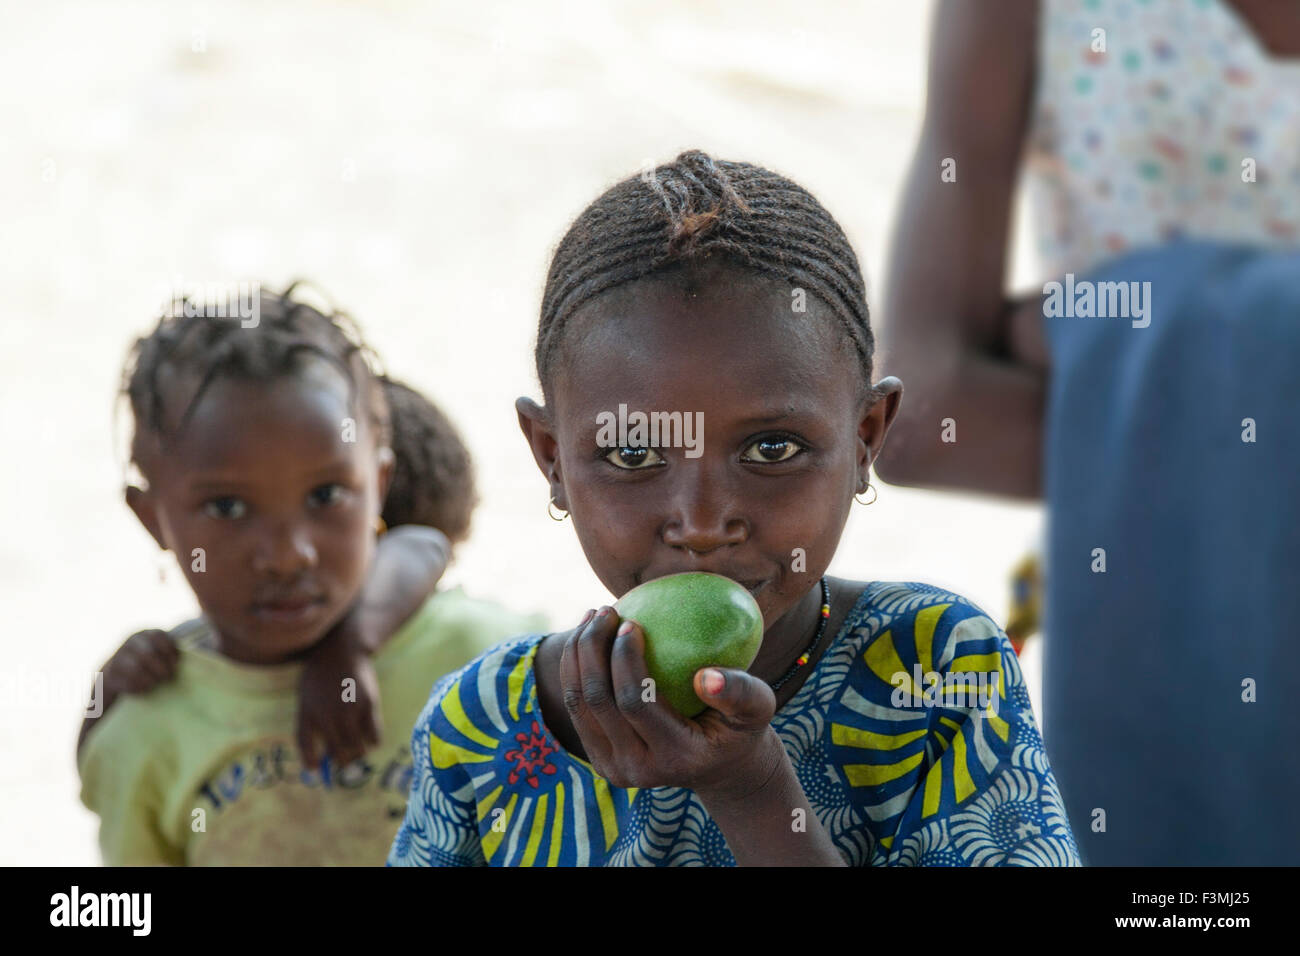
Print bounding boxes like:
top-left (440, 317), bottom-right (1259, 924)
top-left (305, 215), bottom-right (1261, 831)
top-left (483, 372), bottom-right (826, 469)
top-left (296, 524), bottom-right (451, 768)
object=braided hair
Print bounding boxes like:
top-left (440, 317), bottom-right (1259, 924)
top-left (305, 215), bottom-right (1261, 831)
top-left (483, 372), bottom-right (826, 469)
top-left (120, 283), bottom-right (478, 544)
top-left (122, 281), bottom-right (389, 470)
top-left (379, 378), bottom-right (477, 544)
top-left (536, 149), bottom-right (875, 397)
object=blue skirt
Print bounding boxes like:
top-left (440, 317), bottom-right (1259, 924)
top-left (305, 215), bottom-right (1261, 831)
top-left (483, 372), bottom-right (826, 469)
top-left (1042, 239), bottom-right (1300, 865)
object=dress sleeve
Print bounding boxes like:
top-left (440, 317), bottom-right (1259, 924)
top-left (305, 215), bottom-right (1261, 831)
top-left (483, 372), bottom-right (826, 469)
top-left (387, 672), bottom-right (486, 867)
top-left (879, 603), bottom-right (1080, 866)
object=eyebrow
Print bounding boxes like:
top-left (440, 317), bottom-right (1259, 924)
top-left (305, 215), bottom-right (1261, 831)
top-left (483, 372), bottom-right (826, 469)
top-left (185, 475), bottom-right (257, 492)
top-left (184, 459), bottom-right (360, 493)
top-left (734, 408), bottom-right (819, 427)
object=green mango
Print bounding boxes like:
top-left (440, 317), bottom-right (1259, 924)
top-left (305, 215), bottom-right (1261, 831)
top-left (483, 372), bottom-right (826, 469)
top-left (614, 571), bottom-right (764, 718)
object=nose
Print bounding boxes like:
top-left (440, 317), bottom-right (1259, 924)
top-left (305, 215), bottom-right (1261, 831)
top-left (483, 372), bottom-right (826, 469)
top-left (660, 464), bottom-right (748, 555)
top-left (252, 517), bottom-right (318, 576)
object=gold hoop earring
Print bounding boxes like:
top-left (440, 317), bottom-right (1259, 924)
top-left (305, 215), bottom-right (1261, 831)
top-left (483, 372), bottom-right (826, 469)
top-left (548, 496), bottom-right (570, 522)
top-left (854, 483), bottom-right (877, 506)
top-left (374, 515), bottom-right (388, 536)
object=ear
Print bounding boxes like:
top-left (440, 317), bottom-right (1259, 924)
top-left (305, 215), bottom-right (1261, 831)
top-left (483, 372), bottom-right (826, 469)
top-left (125, 485), bottom-right (169, 551)
top-left (857, 376), bottom-right (903, 485)
top-left (515, 396), bottom-right (567, 509)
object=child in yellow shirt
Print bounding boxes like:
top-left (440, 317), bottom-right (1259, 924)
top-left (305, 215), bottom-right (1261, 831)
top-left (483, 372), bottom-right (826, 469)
top-left (78, 285), bottom-right (542, 865)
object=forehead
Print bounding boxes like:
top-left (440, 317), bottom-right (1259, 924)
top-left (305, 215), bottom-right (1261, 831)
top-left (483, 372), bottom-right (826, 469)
top-left (552, 264), bottom-right (861, 428)
top-left (148, 361), bottom-right (369, 481)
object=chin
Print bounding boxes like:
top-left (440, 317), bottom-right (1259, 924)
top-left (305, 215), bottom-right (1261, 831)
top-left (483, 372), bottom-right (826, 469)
top-left (245, 601), bottom-right (348, 662)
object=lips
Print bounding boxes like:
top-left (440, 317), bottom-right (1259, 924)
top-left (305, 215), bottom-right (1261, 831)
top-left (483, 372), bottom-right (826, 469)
top-left (649, 568), bottom-right (770, 597)
top-left (251, 591), bottom-right (327, 626)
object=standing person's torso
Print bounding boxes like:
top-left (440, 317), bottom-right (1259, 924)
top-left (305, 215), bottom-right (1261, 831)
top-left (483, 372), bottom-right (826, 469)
top-left (1025, 0), bottom-right (1300, 278)
top-left (1025, 1), bottom-right (1300, 867)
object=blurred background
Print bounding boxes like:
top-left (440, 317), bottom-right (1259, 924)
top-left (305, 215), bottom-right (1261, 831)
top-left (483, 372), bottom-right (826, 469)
top-left (0, 0), bottom-right (1049, 865)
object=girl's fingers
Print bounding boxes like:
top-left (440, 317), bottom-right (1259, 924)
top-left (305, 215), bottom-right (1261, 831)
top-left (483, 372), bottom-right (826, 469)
top-left (321, 711), bottom-right (357, 766)
top-left (692, 667), bottom-right (777, 730)
top-left (558, 617), bottom-right (613, 767)
top-left (609, 620), bottom-right (686, 746)
top-left (145, 630), bottom-right (179, 670)
top-left (362, 701), bottom-right (383, 750)
top-left (342, 700), bottom-right (380, 762)
top-left (332, 729), bottom-right (364, 768)
top-left (325, 711), bottom-right (357, 766)
top-left (296, 713), bottom-right (323, 770)
top-left (575, 608), bottom-right (647, 756)
top-left (134, 647), bottom-right (173, 686)
top-left (117, 658), bottom-right (151, 693)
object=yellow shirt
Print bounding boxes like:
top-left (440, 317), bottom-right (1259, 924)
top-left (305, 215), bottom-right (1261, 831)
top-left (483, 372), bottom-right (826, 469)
top-left (78, 588), bottom-right (545, 866)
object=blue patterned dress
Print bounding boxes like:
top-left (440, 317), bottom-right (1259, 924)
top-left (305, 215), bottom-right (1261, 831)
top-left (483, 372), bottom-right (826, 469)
top-left (387, 582), bottom-right (1080, 866)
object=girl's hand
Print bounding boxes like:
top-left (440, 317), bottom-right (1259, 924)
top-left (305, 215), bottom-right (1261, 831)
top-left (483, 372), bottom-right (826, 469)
top-left (292, 525), bottom-right (450, 769)
top-left (296, 632), bottom-right (382, 770)
top-left (102, 628), bottom-right (179, 698)
top-left (560, 606), bottom-right (785, 801)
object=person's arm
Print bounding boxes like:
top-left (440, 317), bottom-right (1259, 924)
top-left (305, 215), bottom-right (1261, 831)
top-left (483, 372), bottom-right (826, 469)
top-left (694, 730), bottom-right (848, 866)
top-left (77, 628), bottom-right (178, 757)
top-left (559, 609), bottom-right (847, 866)
top-left (875, 0), bottom-right (1046, 499)
top-left (296, 525), bottom-right (451, 769)
top-left (325, 524), bottom-right (452, 655)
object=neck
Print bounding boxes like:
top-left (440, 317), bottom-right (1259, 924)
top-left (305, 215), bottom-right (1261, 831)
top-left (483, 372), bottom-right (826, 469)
top-left (749, 578), bottom-right (826, 692)
top-left (207, 621), bottom-right (313, 667)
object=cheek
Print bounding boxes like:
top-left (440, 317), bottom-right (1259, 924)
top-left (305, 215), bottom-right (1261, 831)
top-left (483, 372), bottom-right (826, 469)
top-left (171, 529), bottom-right (251, 612)
top-left (750, 472), bottom-right (853, 612)
top-left (566, 474), bottom-right (663, 592)
top-left (316, 504), bottom-right (375, 577)
top-left (752, 467), bottom-right (849, 535)
top-left (569, 496), bottom-right (646, 571)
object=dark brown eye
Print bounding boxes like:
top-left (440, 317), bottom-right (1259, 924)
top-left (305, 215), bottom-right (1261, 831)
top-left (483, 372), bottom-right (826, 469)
top-left (605, 447), bottom-right (664, 470)
top-left (203, 496), bottom-right (247, 519)
top-left (741, 438), bottom-right (802, 463)
top-left (309, 483), bottom-right (348, 508)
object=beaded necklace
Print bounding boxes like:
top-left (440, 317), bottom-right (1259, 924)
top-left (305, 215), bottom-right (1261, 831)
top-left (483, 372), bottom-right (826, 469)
top-left (769, 577), bottom-right (832, 692)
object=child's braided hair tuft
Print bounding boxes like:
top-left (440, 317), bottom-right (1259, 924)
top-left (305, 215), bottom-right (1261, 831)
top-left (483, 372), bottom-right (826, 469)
top-left (121, 281), bottom-right (389, 463)
top-left (120, 283), bottom-right (478, 544)
top-left (379, 378), bottom-right (477, 544)
top-left (536, 149), bottom-right (875, 396)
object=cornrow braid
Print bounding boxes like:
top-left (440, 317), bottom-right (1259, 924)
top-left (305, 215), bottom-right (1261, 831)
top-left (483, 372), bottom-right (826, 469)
top-left (121, 281), bottom-right (390, 472)
top-left (536, 149), bottom-right (874, 394)
top-left (379, 377), bottom-right (478, 544)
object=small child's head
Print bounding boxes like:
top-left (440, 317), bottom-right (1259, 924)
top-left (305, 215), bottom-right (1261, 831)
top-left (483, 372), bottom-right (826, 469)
top-left (517, 150), bottom-right (902, 627)
top-left (379, 377), bottom-right (477, 546)
top-left (121, 283), bottom-right (394, 664)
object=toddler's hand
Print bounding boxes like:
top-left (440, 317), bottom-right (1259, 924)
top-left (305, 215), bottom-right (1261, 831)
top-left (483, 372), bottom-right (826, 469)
top-left (79, 628), bottom-right (178, 756)
top-left (296, 635), bottom-right (382, 771)
top-left (560, 607), bottom-right (784, 801)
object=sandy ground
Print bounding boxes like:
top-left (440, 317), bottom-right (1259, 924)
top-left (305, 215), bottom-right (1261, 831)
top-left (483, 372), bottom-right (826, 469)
top-left (0, 0), bottom-right (1046, 865)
